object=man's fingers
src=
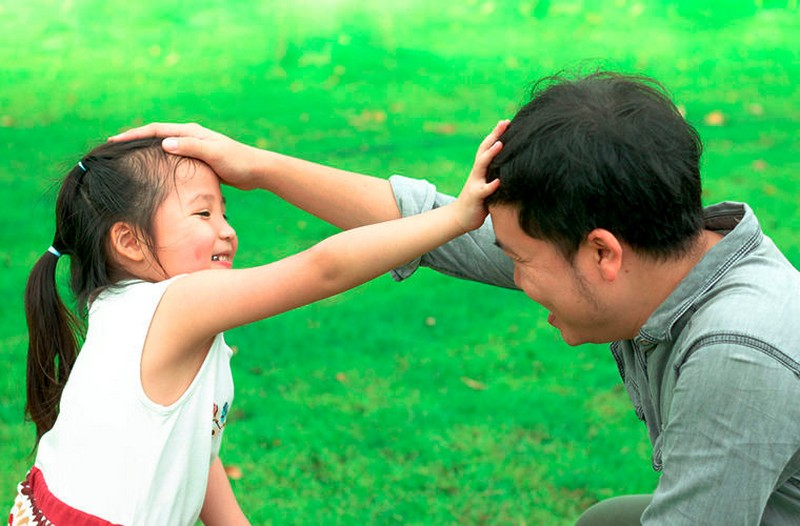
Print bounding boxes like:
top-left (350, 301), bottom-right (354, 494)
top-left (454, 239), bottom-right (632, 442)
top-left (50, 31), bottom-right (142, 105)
top-left (109, 122), bottom-right (205, 142)
top-left (108, 122), bottom-right (165, 141)
top-left (160, 137), bottom-right (216, 162)
top-left (109, 122), bottom-right (219, 163)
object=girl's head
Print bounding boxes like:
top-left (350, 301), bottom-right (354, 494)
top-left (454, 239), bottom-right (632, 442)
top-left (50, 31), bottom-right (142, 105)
top-left (25, 138), bottom-right (237, 442)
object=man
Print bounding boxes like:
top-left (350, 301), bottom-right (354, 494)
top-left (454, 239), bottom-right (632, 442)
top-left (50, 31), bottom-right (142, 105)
top-left (113, 71), bottom-right (800, 525)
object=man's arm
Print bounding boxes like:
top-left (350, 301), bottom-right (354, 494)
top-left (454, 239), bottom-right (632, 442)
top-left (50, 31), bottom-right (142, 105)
top-left (110, 122), bottom-right (401, 229)
top-left (235, 148), bottom-right (401, 230)
top-left (110, 121), bottom-right (517, 288)
top-left (643, 343), bottom-right (800, 524)
top-left (389, 175), bottom-right (517, 289)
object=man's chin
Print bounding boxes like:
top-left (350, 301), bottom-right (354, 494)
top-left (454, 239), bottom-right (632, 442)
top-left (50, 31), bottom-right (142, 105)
top-left (556, 327), bottom-right (589, 347)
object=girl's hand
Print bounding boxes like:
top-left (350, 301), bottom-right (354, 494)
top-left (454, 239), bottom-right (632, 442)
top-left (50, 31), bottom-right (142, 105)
top-left (109, 123), bottom-right (264, 191)
top-left (454, 119), bottom-right (509, 231)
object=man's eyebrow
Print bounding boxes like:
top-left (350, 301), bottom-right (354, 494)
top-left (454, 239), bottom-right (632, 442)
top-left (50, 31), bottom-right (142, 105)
top-left (494, 238), bottom-right (512, 253)
top-left (494, 238), bottom-right (523, 261)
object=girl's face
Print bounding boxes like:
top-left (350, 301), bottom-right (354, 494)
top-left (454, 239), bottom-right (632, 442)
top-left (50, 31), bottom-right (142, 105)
top-left (149, 162), bottom-right (237, 279)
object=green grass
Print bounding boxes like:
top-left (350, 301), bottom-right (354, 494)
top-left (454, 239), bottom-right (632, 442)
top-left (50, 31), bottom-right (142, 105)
top-left (1, 1), bottom-right (799, 524)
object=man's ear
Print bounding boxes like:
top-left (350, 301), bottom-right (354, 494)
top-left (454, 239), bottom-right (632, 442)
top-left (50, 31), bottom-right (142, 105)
top-left (585, 228), bottom-right (623, 282)
top-left (109, 221), bottom-right (146, 264)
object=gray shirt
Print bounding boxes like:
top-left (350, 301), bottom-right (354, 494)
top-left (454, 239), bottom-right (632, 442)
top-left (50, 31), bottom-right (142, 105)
top-left (389, 175), bottom-right (800, 525)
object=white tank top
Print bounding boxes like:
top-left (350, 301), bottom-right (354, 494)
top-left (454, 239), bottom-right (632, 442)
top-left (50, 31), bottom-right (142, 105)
top-left (35, 277), bottom-right (234, 526)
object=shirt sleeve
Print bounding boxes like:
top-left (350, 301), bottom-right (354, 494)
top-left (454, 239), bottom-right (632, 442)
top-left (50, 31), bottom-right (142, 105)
top-left (388, 175), bottom-right (518, 290)
top-left (642, 341), bottom-right (800, 525)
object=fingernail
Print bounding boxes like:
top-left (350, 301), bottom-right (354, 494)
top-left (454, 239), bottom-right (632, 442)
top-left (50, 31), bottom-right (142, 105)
top-left (163, 138), bottom-right (178, 151)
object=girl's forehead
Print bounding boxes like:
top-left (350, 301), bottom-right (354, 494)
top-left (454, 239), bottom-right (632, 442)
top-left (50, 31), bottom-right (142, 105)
top-left (173, 161), bottom-right (223, 191)
top-left (160, 163), bottom-right (224, 210)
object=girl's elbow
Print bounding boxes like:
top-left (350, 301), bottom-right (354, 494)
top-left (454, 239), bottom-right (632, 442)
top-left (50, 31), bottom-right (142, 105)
top-left (302, 242), bottom-right (348, 294)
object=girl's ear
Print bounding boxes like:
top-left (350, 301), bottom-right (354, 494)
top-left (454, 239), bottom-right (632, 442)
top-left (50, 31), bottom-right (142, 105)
top-left (584, 228), bottom-right (623, 282)
top-left (109, 221), bottom-right (146, 264)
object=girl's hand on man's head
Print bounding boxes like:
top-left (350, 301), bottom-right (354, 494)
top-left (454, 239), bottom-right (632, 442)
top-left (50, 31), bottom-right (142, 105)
top-left (455, 120), bottom-right (509, 232)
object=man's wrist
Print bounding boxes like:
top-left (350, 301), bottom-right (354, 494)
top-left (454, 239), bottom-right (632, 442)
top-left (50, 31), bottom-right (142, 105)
top-left (250, 148), bottom-right (280, 190)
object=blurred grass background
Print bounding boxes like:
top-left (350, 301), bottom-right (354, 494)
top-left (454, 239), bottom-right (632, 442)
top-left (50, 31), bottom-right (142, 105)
top-left (1, 0), bottom-right (798, 524)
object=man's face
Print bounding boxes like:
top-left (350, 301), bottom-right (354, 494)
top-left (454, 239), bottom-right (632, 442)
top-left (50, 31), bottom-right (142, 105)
top-left (490, 204), bottom-right (615, 346)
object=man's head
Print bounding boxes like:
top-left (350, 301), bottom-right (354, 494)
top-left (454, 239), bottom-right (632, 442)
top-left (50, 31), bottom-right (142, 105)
top-left (486, 71), bottom-right (705, 263)
top-left (486, 71), bottom-right (707, 344)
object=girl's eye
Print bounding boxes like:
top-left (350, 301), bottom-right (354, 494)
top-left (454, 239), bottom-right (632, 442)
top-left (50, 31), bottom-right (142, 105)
top-left (196, 211), bottom-right (211, 218)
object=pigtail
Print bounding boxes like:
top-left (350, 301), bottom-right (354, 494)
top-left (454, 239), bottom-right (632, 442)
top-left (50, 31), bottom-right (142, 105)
top-left (23, 139), bottom-right (174, 446)
top-left (24, 246), bottom-right (84, 443)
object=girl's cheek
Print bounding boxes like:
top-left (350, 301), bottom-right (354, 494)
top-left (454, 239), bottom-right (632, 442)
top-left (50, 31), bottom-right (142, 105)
top-left (194, 246), bottom-right (209, 265)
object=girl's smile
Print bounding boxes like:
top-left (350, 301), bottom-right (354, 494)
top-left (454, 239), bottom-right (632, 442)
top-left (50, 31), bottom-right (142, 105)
top-left (150, 161), bottom-right (238, 278)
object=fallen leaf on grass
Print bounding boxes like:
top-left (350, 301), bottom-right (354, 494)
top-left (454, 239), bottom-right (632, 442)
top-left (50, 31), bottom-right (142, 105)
top-left (461, 376), bottom-right (487, 391)
top-left (347, 109), bottom-right (388, 130)
top-left (746, 103), bottom-right (764, 116)
top-left (423, 122), bottom-right (457, 135)
top-left (225, 465), bottom-right (243, 480)
top-left (704, 110), bottom-right (726, 126)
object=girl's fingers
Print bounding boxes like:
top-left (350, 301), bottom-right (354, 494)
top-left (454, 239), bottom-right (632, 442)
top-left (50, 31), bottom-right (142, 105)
top-left (478, 177), bottom-right (501, 197)
top-left (476, 119), bottom-right (510, 156)
top-left (473, 140), bottom-right (503, 174)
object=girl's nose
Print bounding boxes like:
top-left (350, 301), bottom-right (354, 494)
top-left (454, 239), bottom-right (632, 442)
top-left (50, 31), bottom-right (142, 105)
top-left (219, 220), bottom-right (236, 240)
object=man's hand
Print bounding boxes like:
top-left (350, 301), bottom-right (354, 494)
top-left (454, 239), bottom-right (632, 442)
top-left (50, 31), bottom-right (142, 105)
top-left (110, 122), bottom-right (265, 190)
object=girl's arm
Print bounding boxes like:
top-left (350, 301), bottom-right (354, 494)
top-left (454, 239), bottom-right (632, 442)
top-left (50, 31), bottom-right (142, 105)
top-left (110, 123), bottom-right (403, 230)
top-left (200, 458), bottom-right (250, 526)
top-left (141, 132), bottom-right (502, 404)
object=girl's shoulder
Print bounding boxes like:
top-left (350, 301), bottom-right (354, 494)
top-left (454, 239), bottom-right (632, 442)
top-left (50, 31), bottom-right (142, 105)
top-left (90, 276), bottom-right (188, 313)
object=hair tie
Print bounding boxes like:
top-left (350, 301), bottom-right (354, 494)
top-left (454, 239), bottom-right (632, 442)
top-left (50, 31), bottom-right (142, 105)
top-left (78, 161), bottom-right (87, 173)
top-left (47, 246), bottom-right (62, 258)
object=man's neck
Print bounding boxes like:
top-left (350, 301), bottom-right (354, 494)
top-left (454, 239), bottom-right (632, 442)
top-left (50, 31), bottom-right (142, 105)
top-left (625, 229), bottom-right (724, 339)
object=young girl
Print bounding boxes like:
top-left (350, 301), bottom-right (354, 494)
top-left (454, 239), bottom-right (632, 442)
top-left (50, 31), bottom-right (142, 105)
top-left (10, 126), bottom-right (503, 525)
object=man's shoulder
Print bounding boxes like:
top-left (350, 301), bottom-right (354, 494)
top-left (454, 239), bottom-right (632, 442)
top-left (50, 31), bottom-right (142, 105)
top-left (673, 265), bottom-right (800, 376)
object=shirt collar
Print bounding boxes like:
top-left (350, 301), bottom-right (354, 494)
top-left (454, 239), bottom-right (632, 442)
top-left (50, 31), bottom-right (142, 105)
top-left (635, 202), bottom-right (762, 345)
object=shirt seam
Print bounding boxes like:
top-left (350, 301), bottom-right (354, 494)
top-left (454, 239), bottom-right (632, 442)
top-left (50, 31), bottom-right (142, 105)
top-left (674, 332), bottom-right (800, 379)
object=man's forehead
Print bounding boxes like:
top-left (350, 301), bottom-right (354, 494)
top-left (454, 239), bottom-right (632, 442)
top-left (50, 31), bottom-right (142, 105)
top-left (488, 205), bottom-right (523, 251)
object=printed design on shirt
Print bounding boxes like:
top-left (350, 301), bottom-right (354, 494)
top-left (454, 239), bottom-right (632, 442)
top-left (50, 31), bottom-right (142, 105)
top-left (10, 473), bottom-right (55, 526)
top-left (212, 402), bottom-right (229, 437)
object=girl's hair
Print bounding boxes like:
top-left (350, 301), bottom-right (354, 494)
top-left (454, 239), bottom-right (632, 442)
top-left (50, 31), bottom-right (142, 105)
top-left (25, 138), bottom-right (183, 443)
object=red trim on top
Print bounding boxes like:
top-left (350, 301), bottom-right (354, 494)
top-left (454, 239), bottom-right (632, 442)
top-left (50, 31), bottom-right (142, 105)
top-left (24, 467), bottom-right (122, 526)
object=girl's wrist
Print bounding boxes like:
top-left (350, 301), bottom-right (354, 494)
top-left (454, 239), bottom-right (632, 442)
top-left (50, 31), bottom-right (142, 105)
top-left (449, 199), bottom-right (475, 235)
